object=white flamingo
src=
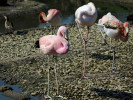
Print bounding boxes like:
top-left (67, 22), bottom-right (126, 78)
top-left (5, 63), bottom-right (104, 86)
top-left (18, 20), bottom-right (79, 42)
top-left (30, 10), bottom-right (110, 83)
top-left (97, 12), bottom-right (129, 72)
top-left (75, 2), bottom-right (97, 78)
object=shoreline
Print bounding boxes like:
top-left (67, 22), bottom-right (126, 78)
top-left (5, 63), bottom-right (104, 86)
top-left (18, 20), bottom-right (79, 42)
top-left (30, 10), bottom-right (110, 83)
top-left (0, 1), bottom-right (48, 16)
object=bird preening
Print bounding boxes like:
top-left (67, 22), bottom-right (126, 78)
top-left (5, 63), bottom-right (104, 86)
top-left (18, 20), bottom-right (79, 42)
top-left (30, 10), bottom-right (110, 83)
top-left (35, 26), bottom-right (69, 99)
top-left (1, 1), bottom-right (130, 99)
top-left (75, 2), bottom-right (97, 79)
top-left (38, 9), bottom-right (62, 34)
top-left (97, 12), bottom-right (130, 72)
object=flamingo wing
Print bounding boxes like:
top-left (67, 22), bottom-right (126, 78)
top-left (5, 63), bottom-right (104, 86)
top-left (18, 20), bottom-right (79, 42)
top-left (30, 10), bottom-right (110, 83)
top-left (54, 38), bottom-right (69, 54)
top-left (39, 35), bottom-right (57, 55)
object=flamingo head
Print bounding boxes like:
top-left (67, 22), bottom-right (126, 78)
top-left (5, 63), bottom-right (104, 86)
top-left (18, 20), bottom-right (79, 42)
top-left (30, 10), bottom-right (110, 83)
top-left (38, 12), bottom-right (46, 23)
top-left (57, 26), bottom-right (68, 40)
top-left (119, 22), bottom-right (130, 42)
top-left (48, 9), bottom-right (62, 17)
top-left (123, 22), bottom-right (130, 36)
top-left (3, 15), bottom-right (8, 21)
top-left (3, 15), bottom-right (7, 19)
top-left (87, 2), bottom-right (93, 6)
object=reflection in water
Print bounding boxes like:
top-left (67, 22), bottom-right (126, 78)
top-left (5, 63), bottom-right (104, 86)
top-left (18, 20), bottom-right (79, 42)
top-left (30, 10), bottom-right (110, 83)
top-left (0, 0), bottom-right (132, 33)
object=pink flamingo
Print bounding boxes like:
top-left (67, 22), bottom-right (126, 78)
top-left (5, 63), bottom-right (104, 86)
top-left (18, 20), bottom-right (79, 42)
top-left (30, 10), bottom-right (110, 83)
top-left (35, 26), bottom-right (69, 99)
top-left (39, 9), bottom-right (62, 34)
top-left (97, 12), bottom-right (129, 72)
top-left (75, 2), bottom-right (97, 79)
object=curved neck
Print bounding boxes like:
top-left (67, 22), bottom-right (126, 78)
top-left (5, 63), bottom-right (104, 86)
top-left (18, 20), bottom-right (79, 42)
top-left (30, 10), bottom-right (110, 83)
top-left (57, 31), bottom-right (63, 37)
top-left (87, 2), bottom-right (97, 16)
top-left (77, 3), bottom-right (97, 24)
top-left (39, 12), bottom-right (47, 23)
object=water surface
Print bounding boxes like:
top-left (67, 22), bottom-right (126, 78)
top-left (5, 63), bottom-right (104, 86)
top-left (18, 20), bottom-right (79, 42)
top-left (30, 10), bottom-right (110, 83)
top-left (0, 0), bottom-right (132, 33)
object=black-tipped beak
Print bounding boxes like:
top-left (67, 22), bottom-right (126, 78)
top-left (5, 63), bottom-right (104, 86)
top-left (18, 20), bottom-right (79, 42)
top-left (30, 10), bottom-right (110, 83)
top-left (64, 33), bottom-right (69, 41)
top-left (125, 27), bottom-right (129, 37)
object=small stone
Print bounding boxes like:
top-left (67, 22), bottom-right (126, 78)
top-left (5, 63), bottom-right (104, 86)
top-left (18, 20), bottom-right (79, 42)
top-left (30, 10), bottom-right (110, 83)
top-left (0, 85), bottom-right (13, 92)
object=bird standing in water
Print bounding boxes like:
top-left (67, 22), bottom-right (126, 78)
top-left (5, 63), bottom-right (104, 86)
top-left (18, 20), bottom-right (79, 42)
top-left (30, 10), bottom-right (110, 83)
top-left (75, 2), bottom-right (97, 79)
top-left (35, 26), bottom-right (69, 99)
top-left (3, 16), bottom-right (14, 33)
top-left (97, 12), bottom-right (129, 72)
top-left (38, 9), bottom-right (62, 34)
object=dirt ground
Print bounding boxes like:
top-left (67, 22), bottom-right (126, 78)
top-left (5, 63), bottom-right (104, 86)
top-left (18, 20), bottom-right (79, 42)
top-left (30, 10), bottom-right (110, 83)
top-left (0, 23), bottom-right (132, 99)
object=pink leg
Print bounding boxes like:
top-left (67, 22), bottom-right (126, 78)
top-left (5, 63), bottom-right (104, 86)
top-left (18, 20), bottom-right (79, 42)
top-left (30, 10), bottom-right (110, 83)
top-left (85, 27), bottom-right (89, 41)
top-left (76, 21), bottom-right (85, 42)
top-left (82, 41), bottom-right (88, 79)
top-left (82, 27), bottom-right (90, 79)
top-left (76, 21), bottom-right (89, 79)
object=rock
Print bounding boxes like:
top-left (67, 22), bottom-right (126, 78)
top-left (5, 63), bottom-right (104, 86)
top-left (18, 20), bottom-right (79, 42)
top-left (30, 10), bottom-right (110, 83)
top-left (3, 90), bottom-right (30, 100)
top-left (0, 85), bottom-right (13, 92)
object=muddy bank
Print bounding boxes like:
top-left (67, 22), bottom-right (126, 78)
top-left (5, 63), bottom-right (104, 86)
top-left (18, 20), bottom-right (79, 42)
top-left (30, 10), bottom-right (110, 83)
top-left (0, 0), bottom-right (48, 34)
top-left (0, 1), bottom-right (47, 16)
top-left (0, 23), bottom-right (133, 99)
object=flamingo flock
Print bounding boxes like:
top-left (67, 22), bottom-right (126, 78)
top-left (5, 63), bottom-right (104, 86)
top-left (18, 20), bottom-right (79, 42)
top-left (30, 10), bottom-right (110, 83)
top-left (2, 1), bottom-right (130, 99)
top-left (35, 1), bottom-right (130, 98)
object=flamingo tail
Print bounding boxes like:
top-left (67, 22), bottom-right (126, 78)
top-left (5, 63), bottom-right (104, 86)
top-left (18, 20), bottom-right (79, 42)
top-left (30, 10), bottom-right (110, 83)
top-left (35, 40), bottom-right (40, 48)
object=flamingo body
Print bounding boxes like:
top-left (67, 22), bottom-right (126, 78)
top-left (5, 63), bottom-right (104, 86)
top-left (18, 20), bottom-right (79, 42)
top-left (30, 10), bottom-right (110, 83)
top-left (36, 26), bottom-right (69, 98)
top-left (75, 2), bottom-right (97, 26)
top-left (39, 9), bottom-right (62, 26)
top-left (98, 12), bottom-right (129, 41)
top-left (39, 26), bottom-right (69, 55)
top-left (98, 12), bottom-right (130, 72)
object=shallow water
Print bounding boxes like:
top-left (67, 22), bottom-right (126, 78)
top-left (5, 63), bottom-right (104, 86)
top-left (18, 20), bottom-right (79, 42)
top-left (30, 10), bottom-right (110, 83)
top-left (0, 79), bottom-right (38, 100)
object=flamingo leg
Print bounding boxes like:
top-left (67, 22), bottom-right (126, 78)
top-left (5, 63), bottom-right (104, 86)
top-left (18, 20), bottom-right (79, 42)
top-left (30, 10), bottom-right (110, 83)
top-left (76, 21), bottom-right (85, 42)
top-left (85, 27), bottom-right (89, 41)
top-left (111, 46), bottom-right (118, 73)
top-left (111, 46), bottom-right (115, 72)
top-left (50, 25), bottom-right (54, 35)
top-left (54, 56), bottom-right (63, 98)
top-left (45, 57), bottom-right (52, 99)
top-left (82, 41), bottom-right (88, 79)
top-left (97, 24), bottom-right (108, 45)
top-left (76, 21), bottom-right (88, 79)
top-left (82, 26), bottom-right (90, 79)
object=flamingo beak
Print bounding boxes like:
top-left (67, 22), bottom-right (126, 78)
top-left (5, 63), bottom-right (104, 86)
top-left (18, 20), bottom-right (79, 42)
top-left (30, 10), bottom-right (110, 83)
top-left (3, 16), bottom-right (6, 19)
top-left (125, 27), bottom-right (129, 37)
top-left (64, 32), bottom-right (69, 41)
top-left (123, 22), bottom-right (130, 37)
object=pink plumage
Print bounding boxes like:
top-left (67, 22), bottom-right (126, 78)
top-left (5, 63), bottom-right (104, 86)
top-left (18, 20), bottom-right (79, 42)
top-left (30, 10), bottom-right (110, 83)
top-left (39, 26), bottom-right (69, 55)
